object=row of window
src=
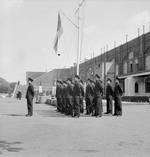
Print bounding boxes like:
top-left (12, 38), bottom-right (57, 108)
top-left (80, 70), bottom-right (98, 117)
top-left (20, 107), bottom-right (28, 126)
top-left (134, 77), bottom-right (150, 93)
top-left (122, 53), bottom-right (150, 75)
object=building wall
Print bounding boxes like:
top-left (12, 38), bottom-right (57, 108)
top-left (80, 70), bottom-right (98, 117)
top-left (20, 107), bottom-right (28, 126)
top-left (124, 76), bottom-right (150, 97)
top-left (28, 32), bottom-right (150, 96)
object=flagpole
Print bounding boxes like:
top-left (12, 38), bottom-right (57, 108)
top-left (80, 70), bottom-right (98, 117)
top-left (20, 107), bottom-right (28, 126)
top-left (76, 8), bottom-right (80, 75)
top-left (75, 0), bottom-right (85, 75)
top-left (59, 10), bottom-right (80, 75)
top-left (55, 0), bottom-right (85, 75)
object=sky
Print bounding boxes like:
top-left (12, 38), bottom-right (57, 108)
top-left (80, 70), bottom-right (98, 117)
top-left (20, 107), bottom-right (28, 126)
top-left (0, 0), bottom-right (150, 84)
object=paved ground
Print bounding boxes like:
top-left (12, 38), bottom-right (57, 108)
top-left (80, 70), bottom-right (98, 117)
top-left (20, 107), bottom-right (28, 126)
top-left (0, 98), bottom-right (150, 157)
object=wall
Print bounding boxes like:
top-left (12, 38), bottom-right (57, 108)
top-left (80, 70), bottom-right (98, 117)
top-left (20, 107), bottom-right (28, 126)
top-left (27, 32), bottom-right (150, 96)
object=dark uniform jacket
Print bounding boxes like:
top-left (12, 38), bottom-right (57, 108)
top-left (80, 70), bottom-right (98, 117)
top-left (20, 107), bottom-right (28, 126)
top-left (106, 84), bottom-right (113, 98)
top-left (73, 82), bottom-right (81, 97)
top-left (114, 84), bottom-right (123, 97)
top-left (80, 84), bottom-right (84, 97)
top-left (56, 85), bottom-right (59, 98)
top-left (86, 83), bottom-right (94, 98)
top-left (56, 85), bottom-right (62, 98)
top-left (62, 85), bottom-right (67, 98)
top-left (94, 80), bottom-right (103, 97)
top-left (66, 84), bottom-right (74, 97)
top-left (26, 83), bottom-right (34, 100)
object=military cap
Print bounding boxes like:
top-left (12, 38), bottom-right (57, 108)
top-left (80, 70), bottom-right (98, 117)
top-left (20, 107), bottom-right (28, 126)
top-left (107, 78), bottom-right (112, 82)
top-left (63, 80), bottom-right (67, 84)
top-left (59, 80), bottom-right (63, 84)
top-left (87, 78), bottom-right (91, 82)
top-left (116, 76), bottom-right (120, 81)
top-left (91, 80), bottom-right (95, 84)
top-left (80, 80), bottom-right (83, 84)
top-left (67, 78), bottom-right (72, 82)
top-left (28, 77), bottom-right (33, 82)
top-left (95, 74), bottom-right (100, 79)
top-left (75, 75), bottom-right (80, 80)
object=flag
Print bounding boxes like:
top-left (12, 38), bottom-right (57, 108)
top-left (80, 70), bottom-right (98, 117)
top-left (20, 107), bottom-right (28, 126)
top-left (53, 12), bottom-right (63, 54)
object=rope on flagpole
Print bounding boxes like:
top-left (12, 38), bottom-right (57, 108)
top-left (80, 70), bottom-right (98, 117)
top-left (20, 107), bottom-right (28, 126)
top-left (59, 10), bottom-right (79, 29)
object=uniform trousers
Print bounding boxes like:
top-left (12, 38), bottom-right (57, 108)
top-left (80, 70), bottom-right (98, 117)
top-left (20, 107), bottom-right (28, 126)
top-left (74, 96), bottom-right (80, 117)
top-left (27, 98), bottom-right (33, 116)
top-left (106, 95), bottom-right (113, 114)
top-left (94, 96), bottom-right (103, 117)
top-left (114, 96), bottom-right (122, 116)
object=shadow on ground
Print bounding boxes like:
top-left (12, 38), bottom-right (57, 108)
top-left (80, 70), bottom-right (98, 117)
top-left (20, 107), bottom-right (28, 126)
top-left (36, 109), bottom-right (68, 118)
top-left (0, 140), bottom-right (23, 154)
top-left (0, 114), bottom-right (25, 117)
top-left (36, 106), bottom-right (112, 118)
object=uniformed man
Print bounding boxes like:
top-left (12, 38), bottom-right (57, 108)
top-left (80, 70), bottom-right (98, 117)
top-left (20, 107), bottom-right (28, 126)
top-left (105, 78), bottom-right (113, 114)
top-left (91, 80), bottom-right (96, 116)
top-left (66, 78), bottom-right (74, 116)
top-left (94, 74), bottom-right (103, 117)
top-left (79, 80), bottom-right (84, 114)
top-left (85, 79), bottom-right (94, 115)
top-left (26, 77), bottom-right (35, 117)
top-left (59, 81), bottom-right (63, 113)
top-left (71, 80), bottom-right (75, 115)
top-left (114, 77), bottom-right (123, 116)
top-left (62, 81), bottom-right (67, 114)
top-left (56, 80), bottom-right (61, 112)
top-left (73, 75), bottom-right (81, 117)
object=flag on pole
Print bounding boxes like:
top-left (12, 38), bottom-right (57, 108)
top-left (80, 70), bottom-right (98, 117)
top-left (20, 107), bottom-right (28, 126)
top-left (53, 12), bottom-right (63, 54)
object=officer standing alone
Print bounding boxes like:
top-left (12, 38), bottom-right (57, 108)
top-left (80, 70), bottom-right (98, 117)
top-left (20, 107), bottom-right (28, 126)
top-left (26, 78), bottom-right (35, 117)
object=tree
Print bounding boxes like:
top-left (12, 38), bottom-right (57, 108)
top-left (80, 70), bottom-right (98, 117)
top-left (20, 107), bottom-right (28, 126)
top-left (0, 77), bottom-right (10, 93)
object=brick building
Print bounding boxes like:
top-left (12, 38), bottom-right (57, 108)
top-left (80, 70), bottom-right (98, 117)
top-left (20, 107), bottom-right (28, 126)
top-left (26, 32), bottom-right (150, 97)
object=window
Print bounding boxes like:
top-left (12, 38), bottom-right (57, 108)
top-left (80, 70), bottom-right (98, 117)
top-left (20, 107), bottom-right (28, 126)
top-left (123, 62), bottom-right (127, 74)
top-left (145, 77), bottom-right (150, 93)
top-left (145, 55), bottom-right (150, 70)
top-left (135, 82), bottom-right (139, 93)
top-left (135, 59), bottom-right (139, 72)
top-left (128, 52), bottom-right (134, 59)
top-left (116, 64), bottom-right (119, 75)
top-left (130, 63), bottom-right (133, 72)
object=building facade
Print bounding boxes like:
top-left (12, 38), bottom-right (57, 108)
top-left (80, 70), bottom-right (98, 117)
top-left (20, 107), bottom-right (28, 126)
top-left (26, 32), bottom-right (150, 97)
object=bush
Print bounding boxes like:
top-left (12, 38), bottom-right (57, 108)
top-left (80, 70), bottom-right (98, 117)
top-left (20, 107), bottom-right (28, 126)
top-left (121, 96), bottom-right (149, 102)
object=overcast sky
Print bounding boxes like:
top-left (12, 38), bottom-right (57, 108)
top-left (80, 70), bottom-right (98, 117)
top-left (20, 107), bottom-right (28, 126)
top-left (0, 0), bottom-right (150, 84)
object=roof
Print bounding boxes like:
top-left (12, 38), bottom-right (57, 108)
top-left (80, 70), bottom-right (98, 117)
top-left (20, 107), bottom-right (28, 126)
top-left (118, 71), bottom-right (150, 79)
top-left (26, 72), bottom-right (45, 80)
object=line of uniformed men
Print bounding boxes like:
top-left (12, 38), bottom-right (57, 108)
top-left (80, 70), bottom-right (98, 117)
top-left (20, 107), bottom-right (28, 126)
top-left (56, 74), bottom-right (123, 118)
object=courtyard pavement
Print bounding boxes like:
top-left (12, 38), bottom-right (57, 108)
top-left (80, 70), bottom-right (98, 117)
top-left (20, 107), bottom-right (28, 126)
top-left (0, 98), bottom-right (150, 157)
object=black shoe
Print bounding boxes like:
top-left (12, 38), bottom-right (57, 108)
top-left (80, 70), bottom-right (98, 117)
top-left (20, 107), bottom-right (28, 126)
top-left (113, 114), bottom-right (117, 116)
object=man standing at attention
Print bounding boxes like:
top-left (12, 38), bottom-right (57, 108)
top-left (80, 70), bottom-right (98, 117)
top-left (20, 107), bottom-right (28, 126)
top-left (94, 74), bottom-right (103, 117)
top-left (105, 78), bottom-right (113, 115)
top-left (85, 78), bottom-right (94, 115)
top-left (73, 75), bottom-right (81, 117)
top-left (56, 80), bottom-right (61, 112)
top-left (26, 78), bottom-right (35, 117)
top-left (114, 77), bottom-right (123, 116)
